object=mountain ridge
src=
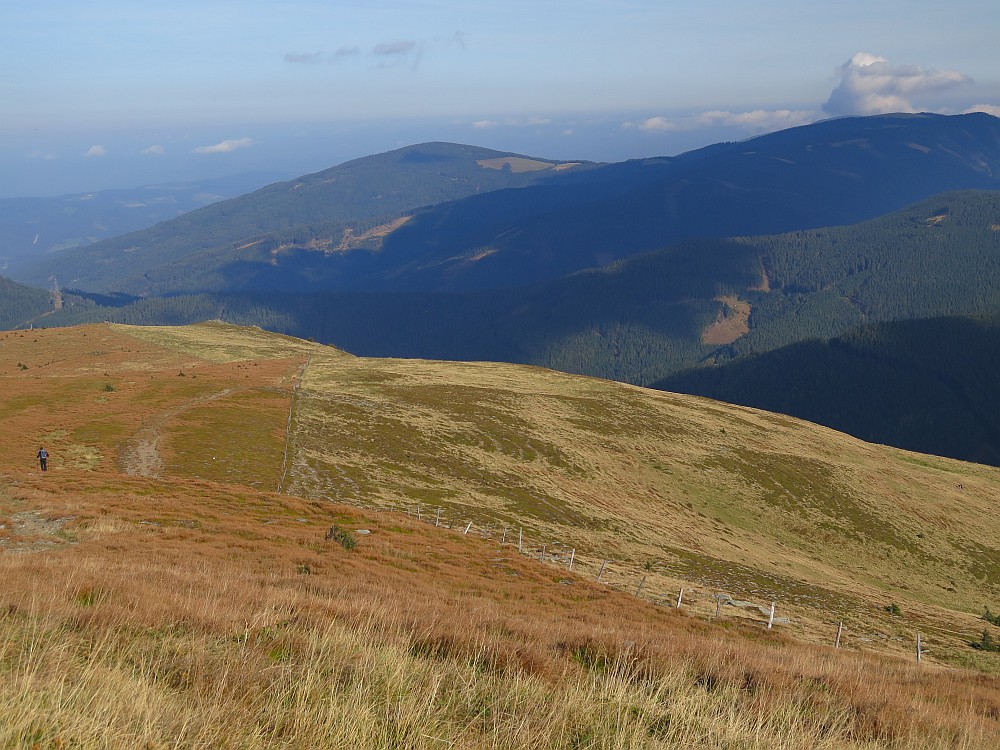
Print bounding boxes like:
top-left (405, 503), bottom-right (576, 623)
top-left (16, 112), bottom-right (1000, 297)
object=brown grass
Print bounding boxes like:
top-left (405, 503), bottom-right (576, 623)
top-left (0, 322), bottom-right (998, 747)
top-left (1, 467), bottom-right (998, 748)
top-left (702, 295), bottom-right (752, 345)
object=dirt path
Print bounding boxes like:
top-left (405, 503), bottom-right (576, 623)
top-left (277, 356), bottom-right (312, 493)
top-left (118, 389), bottom-right (232, 478)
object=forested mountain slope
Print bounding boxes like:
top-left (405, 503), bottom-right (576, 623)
top-left (17, 143), bottom-right (592, 294)
top-left (372, 112), bottom-right (1000, 291)
top-left (21, 188), bottom-right (1000, 377)
top-left (655, 314), bottom-right (1000, 467)
top-left (0, 276), bottom-right (96, 330)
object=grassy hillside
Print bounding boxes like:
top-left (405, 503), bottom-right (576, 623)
top-left (2, 321), bottom-right (999, 746)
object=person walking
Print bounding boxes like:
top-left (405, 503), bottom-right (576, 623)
top-left (37, 446), bottom-right (48, 472)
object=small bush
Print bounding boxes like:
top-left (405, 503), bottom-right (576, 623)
top-left (983, 606), bottom-right (1000, 626)
top-left (885, 603), bottom-right (902, 616)
top-left (103, 383), bottom-right (115, 392)
top-left (972, 629), bottom-right (1000, 652)
top-left (324, 525), bottom-right (357, 551)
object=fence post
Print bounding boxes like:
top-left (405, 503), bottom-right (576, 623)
top-left (916, 633), bottom-right (922, 663)
top-left (568, 548), bottom-right (575, 571)
top-left (767, 602), bottom-right (776, 629)
top-left (435, 508), bottom-right (442, 527)
top-left (501, 527), bottom-right (507, 545)
top-left (417, 504), bottom-right (421, 521)
top-left (635, 575), bottom-right (646, 597)
top-left (464, 521), bottom-right (472, 535)
top-left (540, 545), bottom-right (546, 564)
top-left (715, 595), bottom-right (723, 619)
top-left (597, 560), bottom-right (608, 582)
top-left (835, 622), bottom-right (843, 649)
top-left (676, 587), bottom-right (684, 609)
top-left (518, 528), bottom-right (523, 554)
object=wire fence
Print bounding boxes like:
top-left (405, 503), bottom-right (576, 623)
top-left (341, 500), bottom-right (956, 662)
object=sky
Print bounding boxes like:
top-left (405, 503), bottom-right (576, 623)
top-left (2, 0), bottom-right (999, 198)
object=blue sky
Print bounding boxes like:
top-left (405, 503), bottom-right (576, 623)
top-left (3, 0), bottom-right (999, 197)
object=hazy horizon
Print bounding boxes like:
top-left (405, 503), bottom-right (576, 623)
top-left (4, 1), bottom-right (999, 199)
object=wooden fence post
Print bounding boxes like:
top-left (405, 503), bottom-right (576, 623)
top-left (518, 528), bottom-right (523, 554)
top-left (916, 633), bottom-right (922, 663)
top-left (435, 508), bottom-right (442, 527)
top-left (501, 527), bottom-right (507, 545)
top-left (635, 576), bottom-right (646, 597)
top-left (835, 622), bottom-right (843, 649)
top-left (767, 602), bottom-right (776, 629)
top-left (464, 521), bottom-right (472, 535)
top-left (676, 587), bottom-right (684, 609)
top-left (597, 560), bottom-right (608, 582)
top-left (568, 548), bottom-right (575, 571)
top-left (540, 545), bottom-right (546, 564)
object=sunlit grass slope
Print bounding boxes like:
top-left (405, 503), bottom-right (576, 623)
top-left (280, 342), bottom-right (1000, 669)
top-left (1, 321), bottom-right (999, 747)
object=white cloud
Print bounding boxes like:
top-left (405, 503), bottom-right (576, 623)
top-left (141, 144), bottom-right (165, 155)
top-left (625, 53), bottom-right (982, 144)
top-left (629, 109), bottom-right (816, 135)
top-left (471, 117), bottom-right (553, 130)
top-left (823, 52), bottom-right (972, 116)
top-left (193, 138), bottom-right (254, 154)
top-left (84, 145), bottom-right (106, 157)
top-left (28, 150), bottom-right (57, 161)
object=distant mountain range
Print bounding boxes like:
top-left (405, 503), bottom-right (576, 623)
top-left (5, 112), bottom-right (1000, 468)
top-left (16, 112), bottom-right (1000, 296)
top-left (0, 172), bottom-right (288, 277)
top-left (16, 143), bottom-right (595, 294)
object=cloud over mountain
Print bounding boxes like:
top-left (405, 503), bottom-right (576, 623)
top-left (823, 53), bottom-right (971, 116)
